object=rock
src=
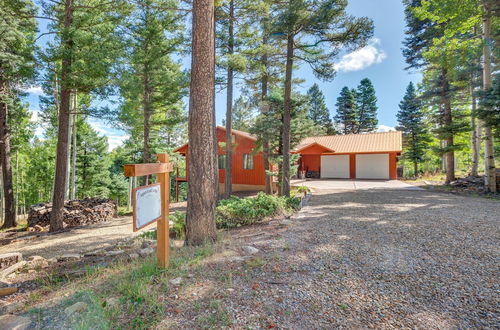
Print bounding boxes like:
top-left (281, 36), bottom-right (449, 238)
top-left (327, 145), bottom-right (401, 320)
top-left (0, 261), bottom-right (27, 279)
top-left (0, 315), bottom-right (31, 330)
top-left (0, 287), bottom-right (17, 297)
top-left (0, 253), bottom-right (23, 270)
top-left (280, 220), bottom-right (293, 226)
top-left (127, 253), bottom-right (139, 260)
top-left (0, 301), bottom-right (22, 315)
top-left (106, 250), bottom-right (124, 256)
top-left (104, 297), bottom-right (119, 308)
top-left (138, 247), bottom-right (154, 257)
top-left (57, 254), bottom-right (81, 262)
top-left (242, 246), bottom-right (259, 255)
top-left (141, 239), bottom-right (156, 248)
top-left (64, 302), bottom-right (87, 316)
top-left (169, 277), bottom-right (183, 286)
top-left (47, 258), bottom-right (58, 264)
top-left (27, 256), bottom-right (49, 270)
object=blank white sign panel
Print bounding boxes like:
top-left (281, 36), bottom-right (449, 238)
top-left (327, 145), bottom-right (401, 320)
top-left (133, 184), bottom-right (161, 231)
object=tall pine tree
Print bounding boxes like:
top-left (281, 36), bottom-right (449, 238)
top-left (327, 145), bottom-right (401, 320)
top-left (335, 87), bottom-right (358, 134)
top-left (356, 78), bottom-right (378, 133)
top-left (307, 83), bottom-right (335, 135)
top-left (397, 82), bottom-right (430, 176)
top-left (41, 0), bottom-right (127, 231)
top-left (0, 0), bottom-right (37, 228)
top-left (272, 0), bottom-right (373, 196)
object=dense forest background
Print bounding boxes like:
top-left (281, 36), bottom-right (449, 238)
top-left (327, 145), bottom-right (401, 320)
top-left (0, 0), bottom-right (498, 228)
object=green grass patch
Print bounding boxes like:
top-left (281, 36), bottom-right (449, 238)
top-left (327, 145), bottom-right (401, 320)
top-left (28, 243), bottom-right (216, 329)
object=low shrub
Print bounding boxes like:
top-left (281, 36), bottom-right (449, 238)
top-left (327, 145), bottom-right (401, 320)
top-left (170, 211), bottom-right (186, 239)
top-left (216, 192), bottom-right (300, 228)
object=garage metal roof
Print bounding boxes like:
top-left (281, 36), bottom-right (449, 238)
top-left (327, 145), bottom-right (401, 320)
top-left (294, 131), bottom-right (402, 154)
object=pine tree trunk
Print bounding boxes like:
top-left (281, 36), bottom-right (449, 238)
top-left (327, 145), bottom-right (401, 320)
top-left (70, 95), bottom-right (77, 200)
top-left (65, 93), bottom-right (73, 199)
top-left (224, 0), bottom-right (234, 198)
top-left (441, 69), bottom-right (455, 184)
top-left (186, 0), bottom-right (217, 245)
top-left (143, 65), bottom-right (152, 185)
top-left (261, 30), bottom-right (272, 194)
top-left (281, 33), bottom-right (294, 197)
top-left (0, 80), bottom-right (16, 229)
top-left (50, 0), bottom-right (74, 232)
top-left (470, 79), bottom-right (480, 177)
top-left (482, 2), bottom-right (496, 192)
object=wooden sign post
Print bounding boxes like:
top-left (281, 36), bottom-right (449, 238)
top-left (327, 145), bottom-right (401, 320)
top-left (124, 154), bottom-right (173, 268)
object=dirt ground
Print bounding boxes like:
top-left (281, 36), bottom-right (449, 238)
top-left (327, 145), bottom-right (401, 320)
top-left (157, 188), bottom-right (500, 328)
top-left (0, 202), bottom-right (186, 259)
top-left (3, 189), bottom-right (499, 328)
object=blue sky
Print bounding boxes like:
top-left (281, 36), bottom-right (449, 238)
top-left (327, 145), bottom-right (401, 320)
top-left (25, 0), bottom-right (421, 150)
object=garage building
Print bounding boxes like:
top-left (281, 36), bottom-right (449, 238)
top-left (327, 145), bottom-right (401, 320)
top-left (294, 131), bottom-right (402, 180)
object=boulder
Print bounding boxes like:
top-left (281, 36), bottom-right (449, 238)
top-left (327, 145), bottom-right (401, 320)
top-left (242, 246), bottom-right (259, 255)
top-left (0, 315), bottom-right (31, 330)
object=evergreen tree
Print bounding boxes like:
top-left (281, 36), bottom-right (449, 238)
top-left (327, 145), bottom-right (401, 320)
top-left (75, 120), bottom-right (111, 198)
top-left (397, 82), bottom-right (430, 176)
top-left (403, 0), bottom-right (464, 184)
top-left (117, 0), bottom-right (187, 167)
top-left (251, 89), bottom-right (323, 190)
top-left (40, 0), bottom-right (128, 231)
top-left (307, 83), bottom-right (334, 135)
top-left (272, 0), bottom-right (373, 196)
top-left (356, 78), bottom-right (378, 133)
top-left (0, 0), bottom-right (37, 228)
top-left (222, 96), bottom-right (255, 132)
top-left (186, 0), bottom-right (218, 245)
top-left (335, 87), bottom-right (358, 134)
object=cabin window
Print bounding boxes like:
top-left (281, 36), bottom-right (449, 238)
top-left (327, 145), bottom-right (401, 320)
top-left (218, 154), bottom-right (226, 169)
top-left (243, 154), bottom-right (253, 170)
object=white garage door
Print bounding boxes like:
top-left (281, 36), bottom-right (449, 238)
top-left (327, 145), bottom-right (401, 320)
top-left (321, 155), bottom-right (350, 178)
top-left (356, 154), bottom-right (389, 179)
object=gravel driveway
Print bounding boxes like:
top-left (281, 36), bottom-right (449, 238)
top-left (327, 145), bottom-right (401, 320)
top-left (203, 189), bottom-right (500, 328)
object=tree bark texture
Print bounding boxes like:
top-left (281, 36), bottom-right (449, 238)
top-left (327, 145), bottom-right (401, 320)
top-left (224, 0), bottom-right (234, 198)
top-left (50, 0), bottom-right (74, 232)
top-left (186, 0), bottom-right (218, 245)
top-left (261, 31), bottom-right (272, 194)
top-left (441, 69), bottom-right (455, 184)
top-left (281, 34), bottom-right (294, 197)
top-left (0, 80), bottom-right (16, 228)
top-left (470, 79), bottom-right (480, 177)
top-left (482, 2), bottom-right (496, 192)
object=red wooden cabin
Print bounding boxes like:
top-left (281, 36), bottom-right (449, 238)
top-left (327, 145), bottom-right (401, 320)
top-left (173, 126), bottom-right (268, 198)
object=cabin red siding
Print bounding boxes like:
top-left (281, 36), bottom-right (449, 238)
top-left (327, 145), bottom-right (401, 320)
top-left (216, 128), bottom-right (265, 186)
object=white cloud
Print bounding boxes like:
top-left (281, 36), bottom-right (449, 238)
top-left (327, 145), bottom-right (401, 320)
top-left (23, 86), bottom-right (44, 95)
top-left (88, 119), bottom-right (129, 151)
top-left (30, 109), bottom-right (40, 122)
top-left (334, 38), bottom-right (387, 72)
top-left (377, 125), bottom-right (396, 132)
top-left (107, 134), bottom-right (129, 151)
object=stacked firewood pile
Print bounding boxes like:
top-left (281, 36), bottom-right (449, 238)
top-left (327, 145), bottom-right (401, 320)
top-left (450, 172), bottom-right (500, 193)
top-left (28, 198), bottom-right (118, 229)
